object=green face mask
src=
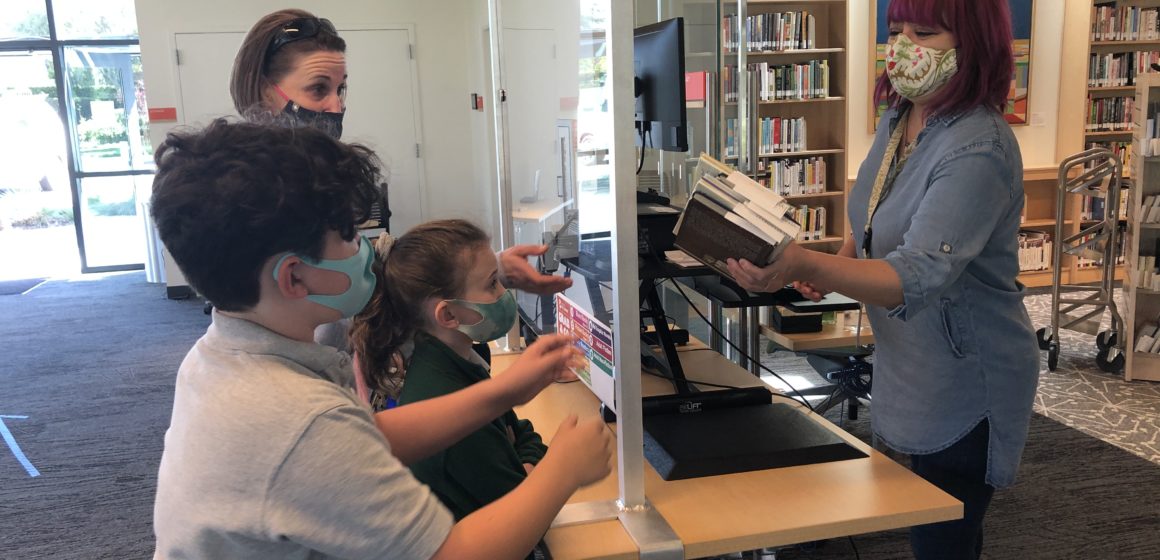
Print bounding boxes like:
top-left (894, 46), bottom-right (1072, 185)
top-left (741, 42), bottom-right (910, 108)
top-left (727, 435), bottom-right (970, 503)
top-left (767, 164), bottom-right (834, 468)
top-left (273, 236), bottom-right (377, 319)
top-left (886, 33), bottom-right (958, 101)
top-left (446, 290), bottom-right (518, 343)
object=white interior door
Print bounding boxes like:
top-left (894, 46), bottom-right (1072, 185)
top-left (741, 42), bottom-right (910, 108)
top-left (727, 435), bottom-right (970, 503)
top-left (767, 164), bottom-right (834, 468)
top-left (174, 28), bottom-right (424, 234)
top-left (341, 29), bottom-right (424, 235)
top-left (502, 28), bottom-right (558, 208)
top-left (173, 32), bottom-right (245, 126)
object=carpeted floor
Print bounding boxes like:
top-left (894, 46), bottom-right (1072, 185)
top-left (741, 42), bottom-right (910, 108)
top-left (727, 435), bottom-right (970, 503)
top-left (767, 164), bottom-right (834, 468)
top-left (0, 272), bottom-right (206, 559)
top-left (761, 412), bottom-right (1160, 559)
top-left (1, 272), bottom-right (1159, 559)
top-left (0, 277), bottom-right (46, 296)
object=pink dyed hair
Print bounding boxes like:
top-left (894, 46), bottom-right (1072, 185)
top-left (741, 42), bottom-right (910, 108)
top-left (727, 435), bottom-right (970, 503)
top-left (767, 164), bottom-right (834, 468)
top-left (873, 0), bottom-right (1014, 120)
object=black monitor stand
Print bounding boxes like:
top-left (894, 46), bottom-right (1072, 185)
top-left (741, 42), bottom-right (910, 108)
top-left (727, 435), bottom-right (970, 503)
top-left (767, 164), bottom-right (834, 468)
top-left (632, 278), bottom-right (774, 416)
top-left (551, 238), bottom-right (866, 480)
top-left (630, 256), bottom-right (867, 481)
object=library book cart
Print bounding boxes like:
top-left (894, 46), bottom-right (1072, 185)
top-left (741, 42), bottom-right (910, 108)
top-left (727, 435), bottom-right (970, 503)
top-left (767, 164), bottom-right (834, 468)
top-left (1036, 148), bottom-right (1127, 373)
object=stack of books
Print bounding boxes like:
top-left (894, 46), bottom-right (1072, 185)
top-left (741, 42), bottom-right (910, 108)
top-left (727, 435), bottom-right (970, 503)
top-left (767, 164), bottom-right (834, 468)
top-left (1135, 255), bottom-right (1160, 290)
top-left (1134, 321), bottom-right (1160, 353)
top-left (672, 153), bottom-right (801, 277)
top-left (1018, 231), bottom-right (1053, 272)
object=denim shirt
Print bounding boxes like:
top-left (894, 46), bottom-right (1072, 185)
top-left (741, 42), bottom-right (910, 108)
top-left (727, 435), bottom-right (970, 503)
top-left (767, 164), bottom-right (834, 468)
top-left (848, 105), bottom-right (1040, 488)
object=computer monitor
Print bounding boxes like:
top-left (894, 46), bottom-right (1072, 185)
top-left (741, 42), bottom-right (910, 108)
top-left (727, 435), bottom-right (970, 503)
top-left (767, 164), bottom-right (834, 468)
top-left (634, 18), bottom-right (688, 153)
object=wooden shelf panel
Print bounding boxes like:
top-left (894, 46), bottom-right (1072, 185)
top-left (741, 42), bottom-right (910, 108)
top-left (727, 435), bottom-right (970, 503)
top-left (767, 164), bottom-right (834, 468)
top-left (1091, 39), bottom-right (1160, 47)
top-left (726, 97), bottom-right (846, 106)
top-left (1088, 86), bottom-right (1137, 93)
top-left (726, 149), bottom-right (845, 162)
top-left (1021, 219), bottom-right (1074, 228)
top-left (1128, 352), bottom-right (1160, 382)
top-left (799, 236), bottom-right (843, 245)
top-left (757, 148), bottom-right (844, 158)
top-left (731, 48), bottom-right (846, 56)
top-left (784, 191), bottom-right (844, 200)
top-left (1086, 130), bottom-right (1134, 137)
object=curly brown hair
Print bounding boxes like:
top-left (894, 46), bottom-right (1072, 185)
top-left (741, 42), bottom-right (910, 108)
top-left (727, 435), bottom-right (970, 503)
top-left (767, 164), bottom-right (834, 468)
top-left (150, 118), bottom-right (382, 311)
top-left (350, 220), bottom-right (491, 397)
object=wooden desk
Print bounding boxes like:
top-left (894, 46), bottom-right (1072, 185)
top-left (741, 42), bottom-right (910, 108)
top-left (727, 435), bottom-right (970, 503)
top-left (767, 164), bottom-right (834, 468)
top-left (501, 348), bottom-right (960, 559)
top-left (760, 309), bottom-right (875, 352)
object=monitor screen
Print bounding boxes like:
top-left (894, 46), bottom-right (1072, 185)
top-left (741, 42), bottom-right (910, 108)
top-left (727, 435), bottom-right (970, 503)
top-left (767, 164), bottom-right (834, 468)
top-left (634, 17), bottom-right (688, 152)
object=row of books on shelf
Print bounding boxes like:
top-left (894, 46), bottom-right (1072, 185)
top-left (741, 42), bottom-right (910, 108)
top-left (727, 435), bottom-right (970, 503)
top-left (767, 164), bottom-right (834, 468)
top-left (723, 117), bottom-right (808, 157)
top-left (790, 205), bottom-right (827, 242)
top-left (723, 12), bottom-right (817, 53)
top-left (1086, 141), bottom-right (1133, 173)
top-left (1018, 231), bottom-right (1053, 272)
top-left (1084, 96), bottom-right (1135, 132)
top-left (1081, 189), bottom-right (1130, 221)
top-left (1087, 51), bottom-right (1159, 87)
top-left (1134, 255), bottom-right (1160, 292)
top-left (755, 156), bottom-right (827, 197)
top-left (674, 154), bottom-right (802, 277)
top-left (722, 61), bottom-right (831, 103)
top-left (1091, 4), bottom-right (1160, 42)
top-left (1137, 194), bottom-right (1160, 223)
top-left (1142, 103), bottom-right (1160, 156)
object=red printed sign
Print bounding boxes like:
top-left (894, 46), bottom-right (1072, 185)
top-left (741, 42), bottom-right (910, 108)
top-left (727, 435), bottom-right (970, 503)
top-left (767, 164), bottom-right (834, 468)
top-left (148, 107), bottom-right (178, 122)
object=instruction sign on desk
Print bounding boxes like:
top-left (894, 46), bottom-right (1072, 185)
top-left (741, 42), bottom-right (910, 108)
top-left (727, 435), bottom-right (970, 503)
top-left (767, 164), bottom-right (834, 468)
top-left (555, 293), bottom-right (616, 412)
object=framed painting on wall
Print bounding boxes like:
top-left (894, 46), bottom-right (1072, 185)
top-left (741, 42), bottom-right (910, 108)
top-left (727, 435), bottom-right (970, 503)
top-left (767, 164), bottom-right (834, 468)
top-left (869, 0), bottom-right (1034, 132)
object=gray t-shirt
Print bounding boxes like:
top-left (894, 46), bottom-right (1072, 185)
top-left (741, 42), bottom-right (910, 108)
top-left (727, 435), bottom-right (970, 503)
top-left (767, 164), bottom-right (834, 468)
top-left (154, 312), bottom-right (454, 559)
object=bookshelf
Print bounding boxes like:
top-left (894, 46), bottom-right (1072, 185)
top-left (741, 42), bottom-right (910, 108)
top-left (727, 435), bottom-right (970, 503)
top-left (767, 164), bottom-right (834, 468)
top-left (720, 0), bottom-right (848, 252)
top-left (1017, 167), bottom-right (1068, 287)
top-left (1124, 73), bottom-right (1160, 381)
top-left (1045, 0), bottom-right (1150, 287)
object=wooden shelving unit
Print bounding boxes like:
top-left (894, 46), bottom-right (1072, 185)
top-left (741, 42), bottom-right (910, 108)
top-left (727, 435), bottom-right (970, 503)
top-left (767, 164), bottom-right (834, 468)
top-left (721, 0), bottom-right (847, 253)
top-left (1040, 1), bottom-right (1150, 288)
top-left (1123, 73), bottom-right (1160, 381)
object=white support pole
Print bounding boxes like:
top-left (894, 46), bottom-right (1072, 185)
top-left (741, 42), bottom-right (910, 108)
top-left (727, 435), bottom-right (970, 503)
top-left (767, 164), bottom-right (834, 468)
top-left (486, 0), bottom-right (521, 352)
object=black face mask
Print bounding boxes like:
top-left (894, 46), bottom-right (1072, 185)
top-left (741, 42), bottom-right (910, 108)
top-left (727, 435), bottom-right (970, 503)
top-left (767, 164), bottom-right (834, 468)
top-left (276, 100), bottom-right (345, 139)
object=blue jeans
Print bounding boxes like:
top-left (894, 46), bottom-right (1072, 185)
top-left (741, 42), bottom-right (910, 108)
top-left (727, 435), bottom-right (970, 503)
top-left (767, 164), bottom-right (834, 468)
top-left (909, 419), bottom-right (995, 560)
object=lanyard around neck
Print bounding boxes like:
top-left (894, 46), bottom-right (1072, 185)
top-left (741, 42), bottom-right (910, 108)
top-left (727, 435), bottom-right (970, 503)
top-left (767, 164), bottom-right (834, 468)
top-left (863, 108), bottom-right (914, 258)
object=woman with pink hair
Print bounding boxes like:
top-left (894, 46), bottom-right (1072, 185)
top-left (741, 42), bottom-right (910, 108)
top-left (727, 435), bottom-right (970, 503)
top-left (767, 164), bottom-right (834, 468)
top-left (727, 1), bottom-right (1038, 557)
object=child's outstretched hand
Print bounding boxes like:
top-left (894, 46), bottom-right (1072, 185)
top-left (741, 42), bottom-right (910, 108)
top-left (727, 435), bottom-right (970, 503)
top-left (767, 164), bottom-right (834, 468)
top-left (499, 334), bottom-right (584, 405)
top-left (543, 415), bottom-right (613, 488)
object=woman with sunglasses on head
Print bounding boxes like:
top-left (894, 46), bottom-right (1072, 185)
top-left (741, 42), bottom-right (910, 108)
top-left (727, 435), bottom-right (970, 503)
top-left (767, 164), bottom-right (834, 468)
top-left (230, 10), bottom-right (347, 138)
top-left (726, 1), bottom-right (1038, 558)
top-left (229, 10), bottom-right (573, 363)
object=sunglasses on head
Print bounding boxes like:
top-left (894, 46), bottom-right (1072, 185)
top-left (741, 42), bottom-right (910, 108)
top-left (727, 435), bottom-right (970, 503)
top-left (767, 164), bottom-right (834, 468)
top-left (264, 17), bottom-right (338, 65)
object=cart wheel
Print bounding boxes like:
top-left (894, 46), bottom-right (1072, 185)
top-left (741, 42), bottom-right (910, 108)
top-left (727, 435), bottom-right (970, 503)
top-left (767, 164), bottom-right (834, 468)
top-left (1047, 343), bottom-right (1059, 371)
top-left (1096, 346), bottom-right (1125, 373)
top-left (1096, 331), bottom-right (1118, 351)
top-left (1036, 327), bottom-right (1054, 351)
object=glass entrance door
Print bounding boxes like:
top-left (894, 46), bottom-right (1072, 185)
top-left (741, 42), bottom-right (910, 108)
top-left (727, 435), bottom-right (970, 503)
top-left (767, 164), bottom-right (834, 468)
top-left (0, 49), bottom-right (78, 280)
top-left (0, 0), bottom-right (148, 277)
top-left (64, 45), bottom-right (152, 269)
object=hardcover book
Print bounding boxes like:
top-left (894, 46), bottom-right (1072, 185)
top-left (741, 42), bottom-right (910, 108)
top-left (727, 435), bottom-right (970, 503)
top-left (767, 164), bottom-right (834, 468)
top-left (673, 153), bottom-right (801, 278)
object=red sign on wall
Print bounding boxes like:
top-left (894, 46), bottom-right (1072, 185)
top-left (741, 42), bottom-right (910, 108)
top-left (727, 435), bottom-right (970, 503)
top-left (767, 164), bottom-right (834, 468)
top-left (148, 107), bottom-right (178, 122)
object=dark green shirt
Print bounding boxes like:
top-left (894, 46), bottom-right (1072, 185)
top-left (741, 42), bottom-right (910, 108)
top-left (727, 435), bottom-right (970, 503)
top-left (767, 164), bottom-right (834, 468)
top-left (398, 333), bottom-right (548, 521)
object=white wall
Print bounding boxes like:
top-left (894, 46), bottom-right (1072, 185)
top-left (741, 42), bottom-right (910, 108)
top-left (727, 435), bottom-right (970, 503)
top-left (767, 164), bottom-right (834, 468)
top-left (134, 0), bottom-right (495, 233)
top-left (847, 2), bottom-right (1068, 179)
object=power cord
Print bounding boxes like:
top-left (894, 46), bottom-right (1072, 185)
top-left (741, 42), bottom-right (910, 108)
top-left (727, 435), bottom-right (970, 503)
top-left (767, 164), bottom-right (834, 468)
top-left (636, 126), bottom-right (648, 174)
top-left (665, 279), bottom-right (816, 413)
top-left (640, 368), bottom-right (741, 391)
top-left (849, 535), bottom-right (861, 559)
